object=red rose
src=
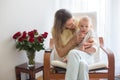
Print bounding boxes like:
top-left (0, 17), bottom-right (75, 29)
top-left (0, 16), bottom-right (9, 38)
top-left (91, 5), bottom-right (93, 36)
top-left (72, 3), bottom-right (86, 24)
top-left (42, 32), bottom-right (48, 38)
top-left (28, 31), bottom-right (34, 38)
top-left (13, 32), bottom-right (21, 39)
top-left (29, 37), bottom-right (34, 43)
top-left (33, 29), bottom-right (37, 33)
top-left (33, 29), bottom-right (38, 35)
top-left (17, 31), bottom-right (27, 42)
top-left (21, 31), bottom-right (27, 39)
top-left (18, 37), bottom-right (24, 42)
top-left (37, 36), bottom-right (43, 42)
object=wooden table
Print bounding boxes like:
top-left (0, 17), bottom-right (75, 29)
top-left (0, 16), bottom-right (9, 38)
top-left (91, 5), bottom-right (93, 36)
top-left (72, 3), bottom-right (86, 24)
top-left (15, 63), bottom-right (43, 80)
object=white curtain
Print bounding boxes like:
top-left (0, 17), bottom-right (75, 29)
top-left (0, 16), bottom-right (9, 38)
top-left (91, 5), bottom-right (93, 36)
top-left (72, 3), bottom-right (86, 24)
top-left (52, 0), bottom-right (120, 75)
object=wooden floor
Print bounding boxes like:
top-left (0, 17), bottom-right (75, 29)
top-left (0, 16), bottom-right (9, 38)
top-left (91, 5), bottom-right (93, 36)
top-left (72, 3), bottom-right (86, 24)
top-left (37, 76), bottom-right (104, 80)
top-left (37, 76), bottom-right (43, 80)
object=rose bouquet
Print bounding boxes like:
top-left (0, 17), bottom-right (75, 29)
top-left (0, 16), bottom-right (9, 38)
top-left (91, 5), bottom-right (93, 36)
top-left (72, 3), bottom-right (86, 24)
top-left (12, 29), bottom-right (48, 66)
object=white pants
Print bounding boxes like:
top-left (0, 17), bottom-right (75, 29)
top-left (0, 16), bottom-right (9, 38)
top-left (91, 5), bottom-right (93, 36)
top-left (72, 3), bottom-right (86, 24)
top-left (65, 49), bottom-right (91, 80)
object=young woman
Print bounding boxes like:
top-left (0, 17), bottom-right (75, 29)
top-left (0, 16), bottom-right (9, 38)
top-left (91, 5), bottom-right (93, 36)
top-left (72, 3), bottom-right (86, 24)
top-left (51, 9), bottom-right (98, 80)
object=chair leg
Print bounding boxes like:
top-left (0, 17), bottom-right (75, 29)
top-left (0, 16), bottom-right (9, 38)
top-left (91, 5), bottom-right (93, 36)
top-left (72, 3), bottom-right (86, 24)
top-left (108, 68), bottom-right (115, 80)
top-left (108, 76), bottom-right (114, 80)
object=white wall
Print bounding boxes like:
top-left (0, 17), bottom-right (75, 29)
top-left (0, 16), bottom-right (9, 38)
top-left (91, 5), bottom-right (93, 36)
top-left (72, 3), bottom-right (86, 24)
top-left (110, 0), bottom-right (120, 75)
top-left (0, 0), bottom-right (55, 80)
top-left (1, 0), bottom-right (120, 79)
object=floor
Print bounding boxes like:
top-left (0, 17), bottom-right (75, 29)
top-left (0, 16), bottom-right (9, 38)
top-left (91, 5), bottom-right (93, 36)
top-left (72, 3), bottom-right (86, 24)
top-left (37, 75), bottom-right (120, 80)
top-left (37, 76), bottom-right (107, 80)
top-left (37, 76), bottom-right (43, 80)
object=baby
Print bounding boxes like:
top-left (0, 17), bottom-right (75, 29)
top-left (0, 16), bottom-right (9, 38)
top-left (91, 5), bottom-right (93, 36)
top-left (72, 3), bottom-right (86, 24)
top-left (63, 16), bottom-right (96, 62)
top-left (76, 16), bottom-right (95, 51)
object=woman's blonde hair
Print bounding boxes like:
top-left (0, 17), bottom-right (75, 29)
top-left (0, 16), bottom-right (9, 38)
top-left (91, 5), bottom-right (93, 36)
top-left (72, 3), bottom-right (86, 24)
top-left (52, 9), bottom-right (72, 46)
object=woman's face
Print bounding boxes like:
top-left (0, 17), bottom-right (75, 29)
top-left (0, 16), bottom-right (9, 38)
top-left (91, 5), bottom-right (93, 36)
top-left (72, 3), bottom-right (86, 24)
top-left (64, 18), bottom-right (76, 30)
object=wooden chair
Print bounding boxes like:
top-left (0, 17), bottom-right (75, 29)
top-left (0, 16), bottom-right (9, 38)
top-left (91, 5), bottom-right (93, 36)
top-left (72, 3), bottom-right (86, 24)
top-left (43, 12), bottom-right (115, 80)
top-left (43, 37), bottom-right (115, 80)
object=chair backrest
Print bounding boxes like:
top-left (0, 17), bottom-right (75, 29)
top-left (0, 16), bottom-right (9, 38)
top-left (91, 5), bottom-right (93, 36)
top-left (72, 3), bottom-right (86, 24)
top-left (72, 12), bottom-right (100, 63)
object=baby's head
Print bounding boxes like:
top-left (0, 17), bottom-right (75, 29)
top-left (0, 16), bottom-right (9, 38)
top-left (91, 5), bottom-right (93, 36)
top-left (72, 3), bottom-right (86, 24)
top-left (78, 16), bottom-right (92, 34)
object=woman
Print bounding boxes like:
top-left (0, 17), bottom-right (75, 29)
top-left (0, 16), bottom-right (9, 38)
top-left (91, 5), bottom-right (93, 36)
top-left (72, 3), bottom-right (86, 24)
top-left (52, 9), bottom-right (97, 80)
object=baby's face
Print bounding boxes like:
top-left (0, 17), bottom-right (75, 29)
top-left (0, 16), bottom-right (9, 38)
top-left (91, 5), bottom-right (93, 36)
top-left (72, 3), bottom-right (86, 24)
top-left (79, 20), bottom-right (91, 34)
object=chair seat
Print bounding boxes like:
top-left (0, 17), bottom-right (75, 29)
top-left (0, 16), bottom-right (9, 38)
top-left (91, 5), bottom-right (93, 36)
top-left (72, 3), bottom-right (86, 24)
top-left (51, 60), bottom-right (108, 71)
top-left (89, 62), bottom-right (108, 70)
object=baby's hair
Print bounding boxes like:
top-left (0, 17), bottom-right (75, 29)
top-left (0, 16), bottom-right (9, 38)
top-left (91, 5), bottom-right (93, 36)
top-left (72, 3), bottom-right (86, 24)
top-left (78, 15), bottom-right (93, 28)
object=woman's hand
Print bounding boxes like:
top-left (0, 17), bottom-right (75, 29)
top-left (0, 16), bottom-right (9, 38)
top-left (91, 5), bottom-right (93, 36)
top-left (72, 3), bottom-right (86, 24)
top-left (79, 44), bottom-right (85, 51)
top-left (76, 32), bottom-right (85, 44)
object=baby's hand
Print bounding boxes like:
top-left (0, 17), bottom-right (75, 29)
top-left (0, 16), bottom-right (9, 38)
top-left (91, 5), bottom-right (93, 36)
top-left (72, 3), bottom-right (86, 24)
top-left (79, 42), bottom-right (92, 51)
top-left (83, 42), bottom-right (93, 49)
top-left (87, 38), bottom-right (94, 43)
top-left (83, 38), bottom-right (94, 48)
top-left (77, 32), bottom-right (85, 43)
top-left (63, 58), bottom-right (67, 63)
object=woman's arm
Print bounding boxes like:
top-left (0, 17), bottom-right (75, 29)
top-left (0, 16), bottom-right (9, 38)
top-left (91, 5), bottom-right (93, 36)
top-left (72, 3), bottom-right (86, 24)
top-left (54, 35), bottom-right (78, 57)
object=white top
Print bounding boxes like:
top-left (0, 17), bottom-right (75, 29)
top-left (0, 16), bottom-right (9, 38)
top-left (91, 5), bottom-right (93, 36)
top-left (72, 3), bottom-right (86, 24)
top-left (75, 29), bottom-right (98, 54)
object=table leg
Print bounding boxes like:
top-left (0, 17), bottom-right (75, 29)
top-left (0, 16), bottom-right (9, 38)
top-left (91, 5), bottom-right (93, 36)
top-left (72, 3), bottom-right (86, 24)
top-left (15, 68), bottom-right (21, 80)
top-left (29, 71), bottom-right (35, 80)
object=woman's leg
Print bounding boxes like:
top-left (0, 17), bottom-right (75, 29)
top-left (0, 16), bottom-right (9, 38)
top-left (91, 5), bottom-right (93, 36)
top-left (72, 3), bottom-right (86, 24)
top-left (65, 49), bottom-right (89, 80)
top-left (78, 60), bottom-right (89, 80)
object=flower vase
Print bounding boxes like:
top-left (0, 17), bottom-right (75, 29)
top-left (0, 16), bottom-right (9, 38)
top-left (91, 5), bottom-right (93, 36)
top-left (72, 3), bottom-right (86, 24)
top-left (26, 51), bottom-right (35, 67)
